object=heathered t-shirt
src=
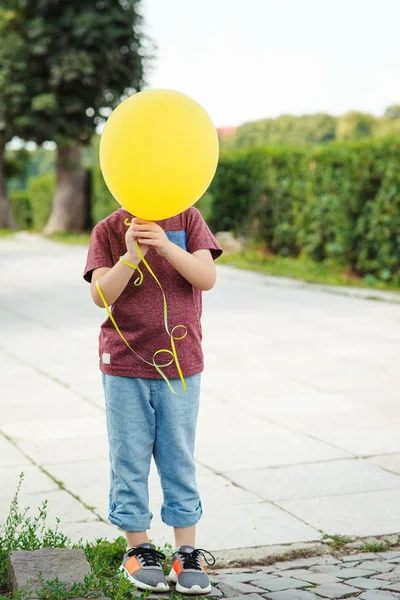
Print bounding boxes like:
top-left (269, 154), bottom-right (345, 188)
top-left (83, 207), bottom-right (223, 379)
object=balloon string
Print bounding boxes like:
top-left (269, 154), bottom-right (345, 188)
top-left (95, 218), bottom-right (187, 395)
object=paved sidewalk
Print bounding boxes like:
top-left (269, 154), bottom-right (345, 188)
top-left (207, 550), bottom-right (400, 600)
top-left (1, 233), bottom-right (400, 552)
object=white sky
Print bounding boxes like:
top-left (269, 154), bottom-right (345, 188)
top-left (143, 0), bottom-right (400, 126)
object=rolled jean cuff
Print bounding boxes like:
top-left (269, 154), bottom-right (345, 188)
top-left (161, 500), bottom-right (202, 528)
top-left (108, 507), bottom-right (153, 532)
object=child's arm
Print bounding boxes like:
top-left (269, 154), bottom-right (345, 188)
top-left (164, 244), bottom-right (216, 291)
top-left (132, 219), bottom-right (216, 291)
top-left (90, 221), bottom-right (150, 307)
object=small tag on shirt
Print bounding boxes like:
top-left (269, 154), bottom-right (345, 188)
top-left (102, 353), bottom-right (111, 365)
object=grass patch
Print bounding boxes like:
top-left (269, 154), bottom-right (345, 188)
top-left (219, 250), bottom-right (400, 292)
top-left (362, 541), bottom-right (389, 553)
top-left (0, 473), bottom-right (181, 600)
top-left (0, 229), bottom-right (15, 238)
top-left (322, 534), bottom-right (353, 548)
top-left (45, 232), bottom-right (91, 246)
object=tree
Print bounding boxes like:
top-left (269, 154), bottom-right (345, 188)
top-left (232, 113), bottom-right (337, 149)
top-left (335, 111), bottom-right (377, 141)
top-left (0, 6), bottom-right (32, 228)
top-left (384, 105), bottom-right (400, 120)
top-left (6, 0), bottom-right (147, 232)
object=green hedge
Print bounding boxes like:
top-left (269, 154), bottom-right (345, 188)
top-left (92, 166), bottom-right (119, 223)
top-left (28, 174), bottom-right (55, 230)
top-left (208, 137), bottom-right (400, 283)
top-left (9, 190), bottom-right (32, 229)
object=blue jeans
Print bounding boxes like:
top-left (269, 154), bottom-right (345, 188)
top-left (102, 373), bottom-right (202, 532)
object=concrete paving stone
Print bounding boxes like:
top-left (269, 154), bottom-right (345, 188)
top-left (0, 464), bottom-right (58, 500)
top-left (359, 591), bottom-right (400, 599)
top-left (0, 435), bottom-right (30, 467)
top-left (384, 585), bottom-right (400, 593)
top-left (51, 520), bottom-right (120, 543)
top-left (196, 472), bottom-right (264, 505)
top-left (69, 381), bottom-right (104, 402)
top-left (311, 565), bottom-right (345, 574)
top-left (216, 582), bottom-right (245, 597)
top-left (196, 586), bottom-right (222, 598)
top-left (313, 582), bottom-right (360, 598)
top-left (225, 459), bottom-right (400, 502)
top-left (263, 592), bottom-right (319, 600)
top-left (222, 581), bottom-right (266, 593)
top-left (342, 553), bottom-right (380, 561)
top-left (196, 406), bottom-right (349, 472)
top-left (43, 458), bottom-right (110, 510)
top-left (1, 488), bottom-right (98, 530)
top-left (196, 502), bottom-right (320, 550)
top-left (271, 596), bottom-right (310, 600)
top-left (374, 569), bottom-right (400, 582)
top-left (278, 489), bottom-right (400, 537)
top-left (330, 568), bottom-right (380, 579)
top-left (248, 577), bottom-right (283, 588)
top-left (272, 569), bottom-right (339, 584)
top-left (0, 373), bottom-right (86, 405)
top-left (377, 552), bottom-right (400, 560)
top-left (217, 595), bottom-right (265, 600)
top-left (275, 556), bottom-right (339, 571)
top-left (347, 577), bottom-right (388, 589)
top-left (16, 435), bottom-right (110, 465)
top-left (359, 562), bottom-right (398, 573)
top-left (368, 455), bottom-right (400, 475)
top-left (1, 397), bottom-right (102, 426)
top-left (218, 572), bottom-right (275, 583)
top-left (311, 427), bottom-right (400, 456)
top-left (194, 462), bottom-right (215, 476)
top-left (3, 416), bottom-right (107, 441)
top-left (253, 576), bottom-right (310, 592)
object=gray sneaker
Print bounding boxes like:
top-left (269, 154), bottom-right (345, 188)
top-left (119, 542), bottom-right (170, 592)
top-left (167, 545), bottom-right (215, 595)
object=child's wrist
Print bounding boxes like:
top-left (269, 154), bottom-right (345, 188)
top-left (159, 239), bottom-right (174, 258)
top-left (122, 251), bottom-right (140, 265)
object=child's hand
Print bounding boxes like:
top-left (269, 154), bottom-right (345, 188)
top-left (125, 220), bottom-right (151, 260)
top-left (131, 218), bottom-right (172, 257)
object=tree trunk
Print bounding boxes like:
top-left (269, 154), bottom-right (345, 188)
top-left (44, 143), bottom-right (87, 233)
top-left (0, 139), bottom-right (16, 229)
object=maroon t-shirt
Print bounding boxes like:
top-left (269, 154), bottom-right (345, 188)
top-left (83, 207), bottom-right (222, 379)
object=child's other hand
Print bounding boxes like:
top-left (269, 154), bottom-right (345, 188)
top-left (131, 219), bottom-right (172, 257)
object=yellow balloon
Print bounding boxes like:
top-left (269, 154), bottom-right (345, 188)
top-left (99, 89), bottom-right (219, 220)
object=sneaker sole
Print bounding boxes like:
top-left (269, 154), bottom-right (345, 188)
top-left (119, 565), bottom-right (170, 592)
top-left (168, 568), bottom-right (212, 595)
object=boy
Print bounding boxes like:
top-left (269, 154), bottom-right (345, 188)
top-left (83, 205), bottom-right (222, 594)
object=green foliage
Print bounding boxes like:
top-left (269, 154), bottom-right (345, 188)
top-left (227, 108), bottom-right (400, 151)
top-left (210, 137), bottom-right (400, 284)
top-left (28, 174), bottom-right (55, 230)
top-left (91, 166), bottom-right (118, 224)
top-left (335, 111), bottom-right (376, 141)
top-left (0, 473), bottom-right (70, 595)
top-left (362, 541), bottom-right (389, 552)
top-left (2, 1), bottom-right (147, 146)
top-left (384, 105), bottom-right (400, 120)
top-left (233, 113), bottom-right (337, 149)
top-left (0, 474), bottom-right (176, 599)
top-left (9, 190), bottom-right (32, 229)
top-left (0, 6), bottom-right (31, 143)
